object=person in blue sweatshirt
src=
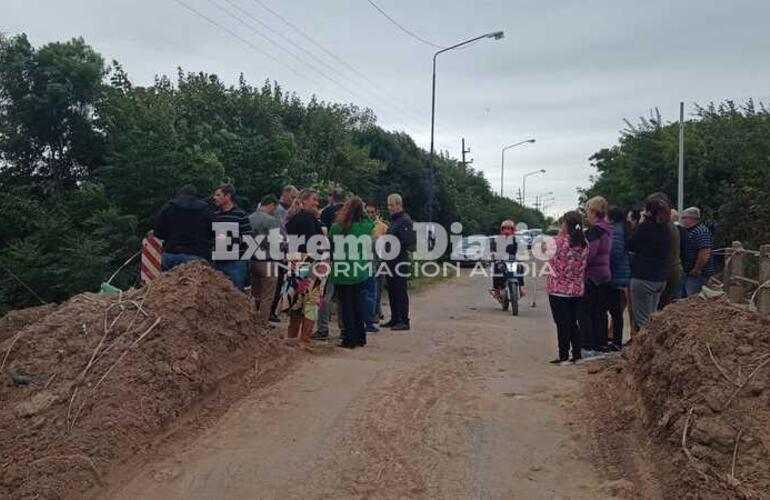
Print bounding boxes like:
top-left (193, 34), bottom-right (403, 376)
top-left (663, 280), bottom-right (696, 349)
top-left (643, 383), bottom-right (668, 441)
top-left (607, 206), bottom-right (631, 349)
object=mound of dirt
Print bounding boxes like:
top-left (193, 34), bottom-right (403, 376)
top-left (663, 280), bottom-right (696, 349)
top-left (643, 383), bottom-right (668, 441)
top-left (0, 261), bottom-right (290, 499)
top-left (0, 303), bottom-right (58, 343)
top-left (626, 297), bottom-right (770, 498)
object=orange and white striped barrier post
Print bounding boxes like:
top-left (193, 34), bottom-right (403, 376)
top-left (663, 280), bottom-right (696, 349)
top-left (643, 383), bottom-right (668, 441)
top-left (140, 235), bottom-right (163, 285)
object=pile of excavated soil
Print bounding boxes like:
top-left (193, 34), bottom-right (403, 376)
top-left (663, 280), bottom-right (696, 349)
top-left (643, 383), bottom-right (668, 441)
top-left (0, 303), bottom-right (58, 343)
top-left (0, 262), bottom-right (290, 499)
top-left (590, 297), bottom-right (770, 499)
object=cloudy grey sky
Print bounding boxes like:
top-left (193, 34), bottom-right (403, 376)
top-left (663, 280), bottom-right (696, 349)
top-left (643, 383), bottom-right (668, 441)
top-left (4, 0), bottom-right (769, 216)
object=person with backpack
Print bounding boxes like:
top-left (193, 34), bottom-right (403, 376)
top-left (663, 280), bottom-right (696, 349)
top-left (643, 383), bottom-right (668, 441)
top-left (547, 211), bottom-right (589, 365)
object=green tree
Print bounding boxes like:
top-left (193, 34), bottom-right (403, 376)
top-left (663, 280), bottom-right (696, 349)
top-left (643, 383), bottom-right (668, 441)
top-left (582, 100), bottom-right (770, 249)
top-left (0, 34), bottom-right (104, 195)
top-left (0, 33), bottom-right (548, 314)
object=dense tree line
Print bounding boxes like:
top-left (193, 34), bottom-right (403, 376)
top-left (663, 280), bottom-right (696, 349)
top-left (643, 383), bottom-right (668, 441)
top-left (0, 34), bottom-right (544, 313)
top-left (581, 100), bottom-right (770, 250)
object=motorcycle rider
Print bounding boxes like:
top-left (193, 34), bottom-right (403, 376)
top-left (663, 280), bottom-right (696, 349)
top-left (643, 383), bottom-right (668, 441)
top-left (489, 220), bottom-right (526, 299)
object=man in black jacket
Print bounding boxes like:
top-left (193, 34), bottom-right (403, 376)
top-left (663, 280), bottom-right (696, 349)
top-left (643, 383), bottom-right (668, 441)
top-left (154, 185), bottom-right (214, 270)
top-left (382, 193), bottom-right (415, 331)
top-left (319, 188), bottom-right (345, 230)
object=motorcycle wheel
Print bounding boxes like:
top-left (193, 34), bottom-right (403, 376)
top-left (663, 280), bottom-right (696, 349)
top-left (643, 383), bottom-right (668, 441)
top-left (500, 289), bottom-right (510, 311)
top-left (509, 282), bottom-right (519, 316)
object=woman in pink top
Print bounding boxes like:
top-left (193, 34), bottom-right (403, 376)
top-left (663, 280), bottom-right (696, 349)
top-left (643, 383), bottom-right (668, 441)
top-left (546, 211), bottom-right (589, 364)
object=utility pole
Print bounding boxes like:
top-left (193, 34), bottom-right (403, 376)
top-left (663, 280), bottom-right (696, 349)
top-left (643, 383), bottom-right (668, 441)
top-left (678, 102), bottom-right (685, 213)
top-left (461, 138), bottom-right (472, 168)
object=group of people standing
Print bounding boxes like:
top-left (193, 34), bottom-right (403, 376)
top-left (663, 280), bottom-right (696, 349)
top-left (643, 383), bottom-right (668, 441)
top-left (545, 194), bottom-right (714, 365)
top-left (154, 183), bottom-right (415, 351)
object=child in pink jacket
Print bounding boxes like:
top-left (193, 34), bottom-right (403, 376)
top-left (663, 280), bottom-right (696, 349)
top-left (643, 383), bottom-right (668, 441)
top-left (546, 211), bottom-right (589, 364)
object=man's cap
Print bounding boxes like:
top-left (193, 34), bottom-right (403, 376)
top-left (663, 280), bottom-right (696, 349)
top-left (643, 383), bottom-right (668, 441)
top-left (681, 207), bottom-right (701, 219)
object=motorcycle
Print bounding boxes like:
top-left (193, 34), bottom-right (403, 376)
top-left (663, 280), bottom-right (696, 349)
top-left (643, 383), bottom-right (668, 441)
top-left (491, 259), bottom-right (523, 316)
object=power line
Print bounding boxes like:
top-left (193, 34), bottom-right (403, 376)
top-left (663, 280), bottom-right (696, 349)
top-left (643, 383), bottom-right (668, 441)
top-left (204, 0), bottom-right (359, 104)
top-left (223, 0), bottom-right (345, 80)
top-left (174, 0), bottom-right (438, 146)
top-left (249, 0), bottom-right (430, 122)
top-left (230, 0), bottom-right (427, 126)
top-left (171, 0), bottom-right (322, 88)
top-left (366, 0), bottom-right (444, 49)
top-left (207, 0), bottom-right (425, 133)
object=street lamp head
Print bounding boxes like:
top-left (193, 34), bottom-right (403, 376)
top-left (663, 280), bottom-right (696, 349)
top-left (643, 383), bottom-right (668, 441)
top-left (528, 139), bottom-right (536, 143)
top-left (540, 169), bottom-right (546, 173)
top-left (488, 31), bottom-right (505, 40)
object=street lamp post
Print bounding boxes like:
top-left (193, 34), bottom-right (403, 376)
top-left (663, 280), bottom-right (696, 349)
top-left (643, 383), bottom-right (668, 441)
top-left (427, 30), bottom-right (504, 222)
top-left (500, 139), bottom-right (535, 197)
top-left (521, 169), bottom-right (546, 207)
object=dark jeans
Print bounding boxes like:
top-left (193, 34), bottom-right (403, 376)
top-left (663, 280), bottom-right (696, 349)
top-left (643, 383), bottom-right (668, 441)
top-left (373, 275), bottom-right (385, 320)
top-left (364, 277), bottom-right (378, 328)
top-left (270, 264), bottom-right (287, 316)
top-left (549, 295), bottom-right (582, 360)
top-left (213, 260), bottom-right (249, 290)
top-left (579, 280), bottom-right (611, 350)
top-left (606, 287), bottom-right (625, 346)
top-left (680, 274), bottom-right (707, 298)
top-left (337, 282), bottom-right (367, 347)
top-left (386, 274), bottom-right (410, 326)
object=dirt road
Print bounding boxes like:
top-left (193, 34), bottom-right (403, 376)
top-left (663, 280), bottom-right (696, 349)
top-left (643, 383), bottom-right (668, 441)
top-left (109, 272), bottom-right (607, 499)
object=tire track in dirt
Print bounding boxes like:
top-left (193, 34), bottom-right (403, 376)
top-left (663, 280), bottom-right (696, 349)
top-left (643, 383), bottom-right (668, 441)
top-left (304, 346), bottom-right (483, 498)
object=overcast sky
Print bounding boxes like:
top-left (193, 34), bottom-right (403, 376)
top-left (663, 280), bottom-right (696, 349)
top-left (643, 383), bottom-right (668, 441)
top-left (4, 0), bottom-right (769, 216)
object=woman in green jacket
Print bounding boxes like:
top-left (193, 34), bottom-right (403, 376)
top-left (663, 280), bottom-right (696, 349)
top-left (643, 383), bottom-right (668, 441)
top-left (329, 197), bottom-right (374, 348)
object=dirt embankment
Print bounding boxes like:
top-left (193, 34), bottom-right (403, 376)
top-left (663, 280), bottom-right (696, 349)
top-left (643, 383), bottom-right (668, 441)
top-left (0, 262), bottom-right (291, 499)
top-left (584, 297), bottom-right (770, 499)
top-left (0, 303), bottom-right (59, 343)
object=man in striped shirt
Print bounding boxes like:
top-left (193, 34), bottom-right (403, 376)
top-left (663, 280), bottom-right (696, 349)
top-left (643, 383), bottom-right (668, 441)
top-left (680, 206), bottom-right (714, 297)
top-left (212, 184), bottom-right (251, 290)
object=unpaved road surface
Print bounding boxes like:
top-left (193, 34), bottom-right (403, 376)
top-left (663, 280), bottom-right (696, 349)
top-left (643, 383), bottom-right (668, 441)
top-left (109, 272), bottom-right (605, 499)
